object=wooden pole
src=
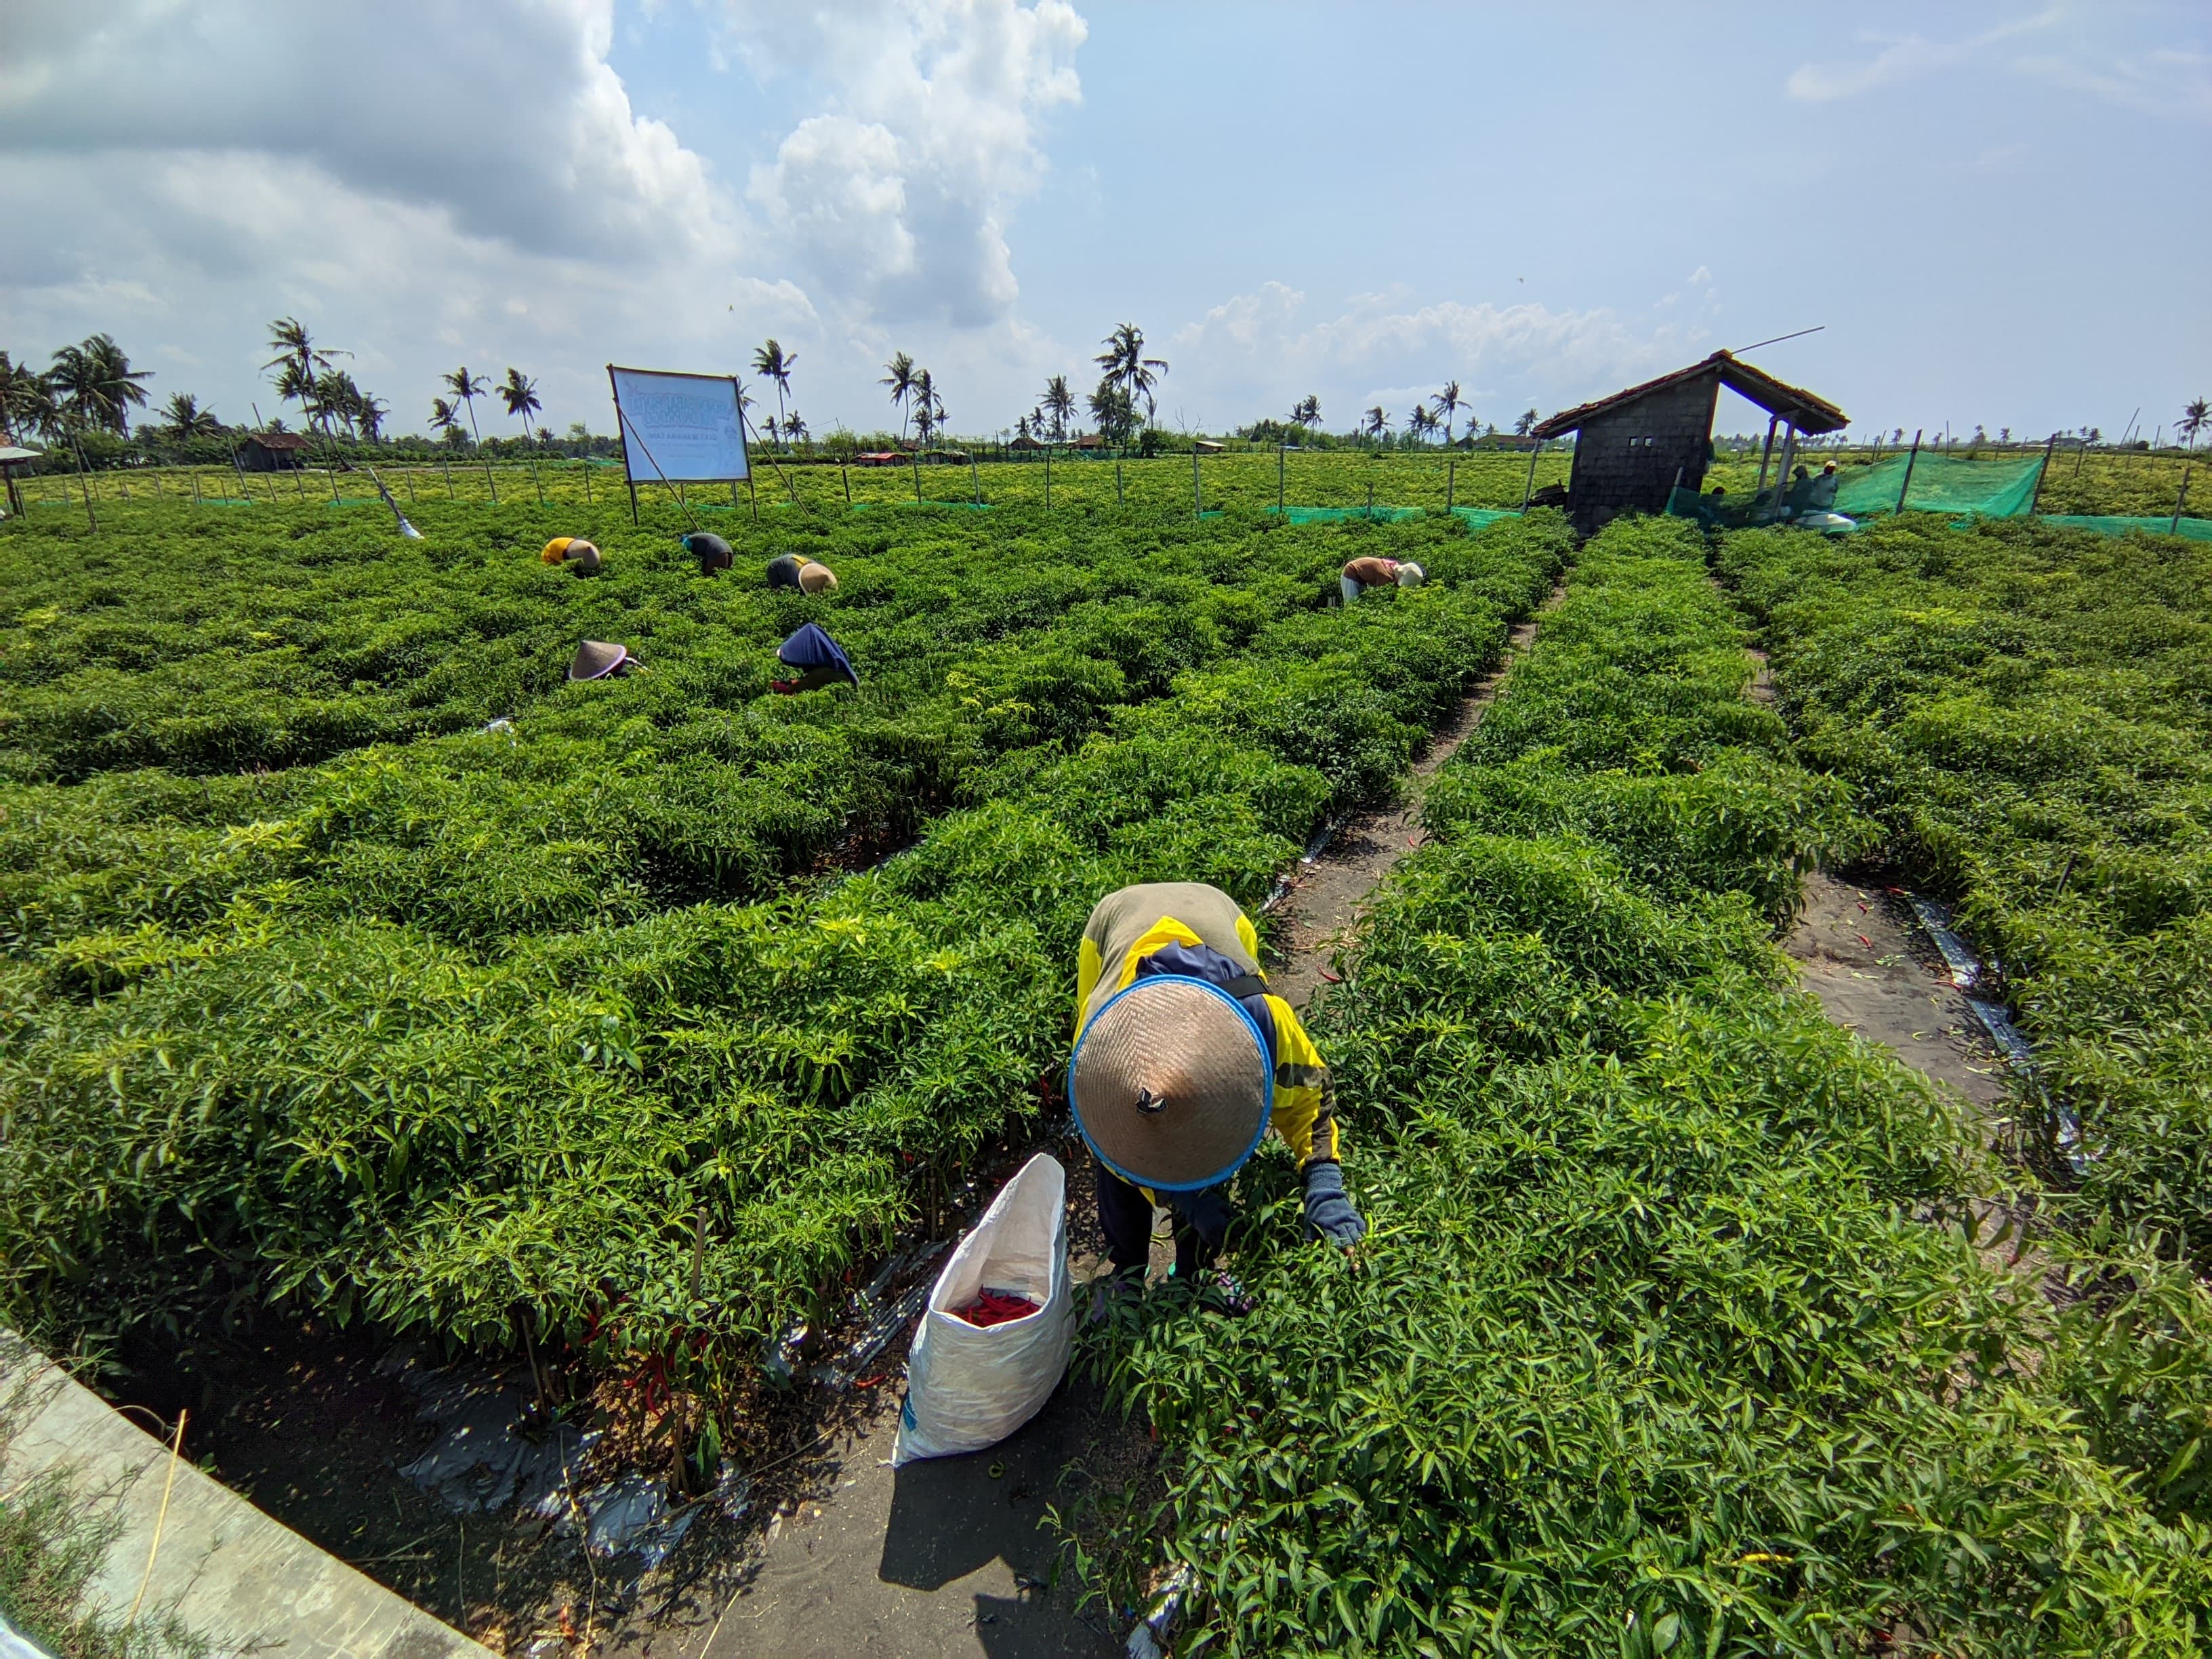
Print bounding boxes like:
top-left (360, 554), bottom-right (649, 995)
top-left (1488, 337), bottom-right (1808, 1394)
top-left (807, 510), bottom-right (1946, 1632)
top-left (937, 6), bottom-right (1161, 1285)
top-left (1895, 429), bottom-right (1922, 514)
top-left (445, 456), bottom-right (457, 501)
top-left (2172, 464), bottom-right (2192, 534)
top-left (232, 449), bottom-right (254, 503)
top-left (1044, 445), bottom-right (1051, 509)
top-left (582, 462), bottom-right (592, 505)
top-left (841, 459), bottom-right (851, 506)
top-left (405, 467), bottom-right (417, 504)
top-left (192, 469), bottom-right (203, 506)
top-left (1366, 480), bottom-right (1374, 517)
top-left (1446, 454), bottom-right (1456, 514)
top-left (1193, 446), bottom-right (1202, 518)
top-left (2028, 432), bottom-right (2057, 514)
top-left (293, 459), bottom-right (305, 499)
top-left (1115, 453), bottom-right (1124, 506)
top-left (1278, 445), bottom-right (1286, 514)
top-left (970, 453), bottom-right (981, 505)
top-left (1519, 438), bottom-right (1542, 512)
top-left (1755, 414), bottom-right (1780, 495)
top-left (71, 436), bottom-right (98, 531)
top-left (912, 446), bottom-right (923, 504)
top-left (746, 474), bottom-right (759, 525)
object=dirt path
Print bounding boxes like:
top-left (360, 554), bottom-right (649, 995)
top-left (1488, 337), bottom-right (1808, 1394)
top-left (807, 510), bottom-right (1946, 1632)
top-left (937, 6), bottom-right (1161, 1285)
top-left (692, 607), bottom-right (1555, 1659)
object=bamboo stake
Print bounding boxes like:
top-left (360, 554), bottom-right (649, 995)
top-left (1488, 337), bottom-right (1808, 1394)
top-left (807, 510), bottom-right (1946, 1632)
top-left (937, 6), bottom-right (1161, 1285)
top-left (2029, 432), bottom-right (2057, 514)
top-left (127, 1410), bottom-right (188, 1624)
top-left (2172, 465), bottom-right (2192, 534)
top-left (1896, 430), bottom-right (1923, 514)
top-left (1520, 438), bottom-right (1542, 512)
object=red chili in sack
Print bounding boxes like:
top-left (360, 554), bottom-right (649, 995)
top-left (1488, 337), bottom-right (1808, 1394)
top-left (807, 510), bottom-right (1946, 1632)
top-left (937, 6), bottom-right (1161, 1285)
top-left (954, 1289), bottom-right (1040, 1328)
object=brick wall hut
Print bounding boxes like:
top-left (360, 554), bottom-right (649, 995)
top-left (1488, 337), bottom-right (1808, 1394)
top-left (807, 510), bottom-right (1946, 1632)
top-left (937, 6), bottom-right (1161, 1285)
top-left (1534, 351), bottom-right (1846, 536)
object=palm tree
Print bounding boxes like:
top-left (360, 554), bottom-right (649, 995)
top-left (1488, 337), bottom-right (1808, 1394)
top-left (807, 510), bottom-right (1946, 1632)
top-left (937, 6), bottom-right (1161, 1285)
top-left (2181, 397), bottom-right (2209, 450)
top-left (1434, 380), bottom-right (1464, 445)
top-left (356, 392), bottom-right (388, 443)
top-left (1410, 404), bottom-right (1438, 445)
top-left (1089, 380), bottom-right (1136, 447)
top-left (443, 366), bottom-right (497, 499)
top-left (1290, 394), bottom-right (1321, 431)
top-left (752, 340), bottom-right (798, 442)
top-left (499, 367), bottom-right (544, 499)
top-left (881, 351), bottom-right (918, 443)
top-left (264, 318), bottom-right (346, 436)
top-left (1363, 407), bottom-right (1390, 442)
top-left (1, 352), bottom-right (56, 446)
top-left (312, 369), bottom-right (364, 440)
top-left (1040, 374), bottom-right (1075, 441)
top-left (161, 392), bottom-right (222, 440)
top-left (49, 335), bottom-right (153, 435)
top-left (784, 410), bottom-right (809, 445)
top-left (1096, 324), bottom-right (1168, 425)
top-left (912, 369), bottom-right (941, 447)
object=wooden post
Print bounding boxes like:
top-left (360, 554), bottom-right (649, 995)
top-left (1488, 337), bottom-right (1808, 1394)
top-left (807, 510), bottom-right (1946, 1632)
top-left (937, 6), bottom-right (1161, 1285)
top-left (841, 459), bottom-right (851, 506)
top-left (2173, 465), bottom-right (2193, 534)
top-left (1446, 454), bottom-right (1456, 514)
top-left (912, 447), bottom-right (923, 504)
top-left (232, 449), bottom-right (255, 503)
top-left (1519, 438), bottom-right (1542, 512)
top-left (582, 463), bottom-right (592, 505)
top-left (731, 478), bottom-right (740, 510)
top-left (1278, 445), bottom-right (1286, 514)
top-left (405, 467), bottom-right (417, 503)
top-left (71, 436), bottom-right (98, 532)
top-left (1895, 430), bottom-right (1922, 514)
top-left (191, 470), bottom-right (203, 506)
top-left (2029, 432), bottom-right (2057, 514)
top-left (970, 453), bottom-right (981, 505)
top-left (1754, 414), bottom-right (1780, 495)
top-left (1044, 445), bottom-right (1052, 509)
top-left (1193, 446), bottom-right (1202, 518)
top-left (1115, 453), bottom-right (1124, 506)
top-left (1366, 479), bottom-right (1374, 516)
top-left (293, 460), bottom-right (305, 500)
top-left (746, 474), bottom-right (759, 525)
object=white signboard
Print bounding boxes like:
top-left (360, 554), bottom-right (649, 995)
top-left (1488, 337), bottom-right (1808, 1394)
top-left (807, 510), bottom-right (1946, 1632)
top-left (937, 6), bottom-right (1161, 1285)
top-left (607, 365), bottom-right (750, 483)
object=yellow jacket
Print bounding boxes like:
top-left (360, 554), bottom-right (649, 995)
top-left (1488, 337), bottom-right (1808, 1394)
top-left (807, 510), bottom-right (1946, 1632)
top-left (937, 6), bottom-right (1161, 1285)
top-left (1073, 882), bottom-right (1339, 1170)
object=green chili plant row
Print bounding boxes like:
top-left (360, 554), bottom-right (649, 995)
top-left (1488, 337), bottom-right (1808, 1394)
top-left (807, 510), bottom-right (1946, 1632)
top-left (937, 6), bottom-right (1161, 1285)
top-left (1073, 516), bottom-right (2212, 1656)
top-left (0, 501), bottom-right (1569, 1421)
top-left (1715, 517), bottom-right (2212, 1264)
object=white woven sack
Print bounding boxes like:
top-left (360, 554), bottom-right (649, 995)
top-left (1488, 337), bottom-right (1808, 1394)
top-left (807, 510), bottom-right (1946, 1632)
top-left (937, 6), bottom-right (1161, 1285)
top-left (893, 1152), bottom-right (1073, 1466)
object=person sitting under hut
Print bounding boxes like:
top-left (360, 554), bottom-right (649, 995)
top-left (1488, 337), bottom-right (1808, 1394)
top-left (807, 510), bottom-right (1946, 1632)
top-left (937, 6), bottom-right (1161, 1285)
top-left (1806, 462), bottom-right (1839, 512)
top-left (1069, 881), bottom-right (1365, 1311)
top-left (1340, 556), bottom-right (1424, 603)
top-left (771, 621), bottom-right (859, 694)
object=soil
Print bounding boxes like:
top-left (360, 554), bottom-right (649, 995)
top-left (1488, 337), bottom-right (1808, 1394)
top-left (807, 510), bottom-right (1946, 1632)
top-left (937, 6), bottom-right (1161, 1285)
top-left (1782, 872), bottom-right (2009, 1112)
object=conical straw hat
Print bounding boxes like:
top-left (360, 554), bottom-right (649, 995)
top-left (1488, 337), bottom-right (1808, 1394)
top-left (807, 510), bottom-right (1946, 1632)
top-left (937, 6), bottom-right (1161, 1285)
top-left (562, 540), bottom-right (601, 573)
top-left (1068, 977), bottom-right (1271, 1191)
top-left (567, 640), bottom-right (630, 681)
top-left (797, 561), bottom-right (838, 594)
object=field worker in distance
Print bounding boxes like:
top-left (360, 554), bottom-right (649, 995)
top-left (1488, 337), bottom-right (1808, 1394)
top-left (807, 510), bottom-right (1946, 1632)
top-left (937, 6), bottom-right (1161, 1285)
top-left (567, 639), bottom-right (634, 681)
top-left (685, 531), bottom-right (734, 576)
top-left (1069, 881), bottom-right (1364, 1311)
top-left (1339, 555), bottom-right (1425, 603)
top-left (770, 620), bottom-right (859, 694)
top-left (540, 536), bottom-right (600, 573)
top-left (768, 554), bottom-right (839, 594)
top-left (1806, 462), bottom-right (1840, 512)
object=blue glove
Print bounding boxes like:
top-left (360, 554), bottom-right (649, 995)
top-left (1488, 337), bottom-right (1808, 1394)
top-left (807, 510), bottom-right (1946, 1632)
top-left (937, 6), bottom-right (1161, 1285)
top-left (1301, 1160), bottom-right (1365, 1247)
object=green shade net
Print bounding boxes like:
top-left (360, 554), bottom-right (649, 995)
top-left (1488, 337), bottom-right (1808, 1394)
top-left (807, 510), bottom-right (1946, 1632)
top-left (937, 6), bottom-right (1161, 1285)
top-left (1265, 505), bottom-right (1426, 523)
top-left (1832, 452), bottom-right (2043, 518)
top-left (1450, 507), bottom-right (1520, 530)
top-left (2039, 514), bottom-right (2212, 542)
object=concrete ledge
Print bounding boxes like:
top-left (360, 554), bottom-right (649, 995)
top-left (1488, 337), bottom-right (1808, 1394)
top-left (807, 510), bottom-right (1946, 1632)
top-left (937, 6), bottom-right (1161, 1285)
top-left (1, 1332), bottom-right (493, 1659)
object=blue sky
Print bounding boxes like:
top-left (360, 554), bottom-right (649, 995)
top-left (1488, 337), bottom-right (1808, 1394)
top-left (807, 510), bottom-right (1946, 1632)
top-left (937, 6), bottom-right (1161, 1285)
top-left (3, 1), bottom-right (2207, 443)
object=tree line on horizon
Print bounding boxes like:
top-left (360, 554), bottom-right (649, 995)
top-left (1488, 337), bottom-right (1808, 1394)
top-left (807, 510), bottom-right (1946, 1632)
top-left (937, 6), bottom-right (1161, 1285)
top-left (3, 324), bottom-right (2205, 469)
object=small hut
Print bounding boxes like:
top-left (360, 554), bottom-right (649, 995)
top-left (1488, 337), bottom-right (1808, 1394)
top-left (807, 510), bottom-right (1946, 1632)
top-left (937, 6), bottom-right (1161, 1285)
top-left (237, 432), bottom-right (315, 472)
top-left (1532, 351), bottom-right (1846, 535)
top-left (0, 445), bottom-right (38, 517)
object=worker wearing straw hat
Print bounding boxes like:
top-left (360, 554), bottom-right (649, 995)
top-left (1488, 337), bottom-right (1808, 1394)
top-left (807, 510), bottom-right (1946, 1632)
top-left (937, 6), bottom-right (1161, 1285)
top-left (1069, 882), bottom-right (1364, 1303)
top-left (1339, 556), bottom-right (1423, 603)
top-left (768, 553), bottom-right (839, 594)
top-left (541, 536), bottom-right (601, 573)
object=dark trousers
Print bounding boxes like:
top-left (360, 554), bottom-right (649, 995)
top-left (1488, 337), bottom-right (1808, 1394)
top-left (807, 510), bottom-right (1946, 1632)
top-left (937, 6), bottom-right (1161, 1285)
top-left (1095, 1160), bottom-right (1233, 1280)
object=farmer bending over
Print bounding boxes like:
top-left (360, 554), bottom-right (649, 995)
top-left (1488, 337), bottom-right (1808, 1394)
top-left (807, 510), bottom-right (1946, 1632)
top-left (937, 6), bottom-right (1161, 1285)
top-left (1340, 556), bottom-right (1424, 602)
top-left (1069, 882), bottom-right (1364, 1305)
